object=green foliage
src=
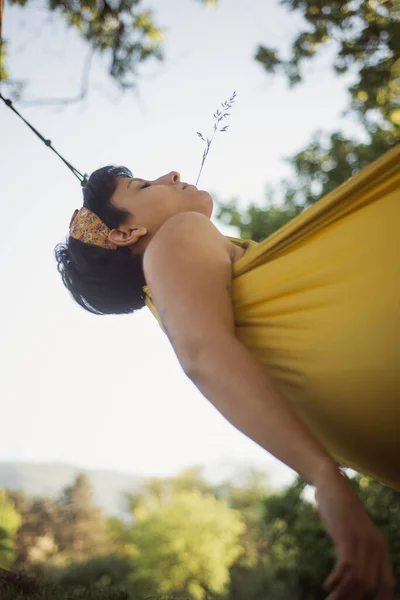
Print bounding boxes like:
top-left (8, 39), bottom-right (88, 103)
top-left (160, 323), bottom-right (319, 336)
top-left (4, 0), bottom-right (163, 89)
top-left (0, 489), bottom-right (22, 567)
top-left (107, 518), bottom-right (131, 556)
top-left (57, 474), bottom-right (108, 561)
top-left (257, 475), bottom-right (400, 600)
top-left (255, 0), bottom-right (400, 129)
top-left (4, 490), bottom-right (61, 573)
top-left (4, 474), bottom-right (108, 576)
top-left (0, 40), bottom-right (7, 80)
top-left (223, 471), bottom-right (271, 600)
top-left (282, 127), bottom-right (397, 206)
top-left (55, 553), bottom-right (133, 593)
top-left (218, 0), bottom-right (399, 242)
top-left (216, 187), bottom-right (303, 243)
top-left (1, 0), bottom-right (223, 91)
top-left (1, 0), bottom-right (222, 93)
top-left (127, 489), bottom-right (245, 599)
top-left (167, 465), bottom-right (217, 497)
top-left (216, 126), bottom-right (397, 243)
top-left (0, 565), bottom-right (131, 600)
top-left (351, 474), bottom-right (400, 586)
top-left (260, 478), bottom-right (334, 599)
top-left (124, 466), bottom-right (216, 516)
top-left (1, 467), bottom-right (399, 600)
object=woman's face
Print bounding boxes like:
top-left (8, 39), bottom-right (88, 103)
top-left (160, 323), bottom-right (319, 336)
top-left (109, 171), bottom-right (213, 250)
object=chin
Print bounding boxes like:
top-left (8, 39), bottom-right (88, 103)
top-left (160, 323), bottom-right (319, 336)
top-left (198, 190), bottom-right (213, 217)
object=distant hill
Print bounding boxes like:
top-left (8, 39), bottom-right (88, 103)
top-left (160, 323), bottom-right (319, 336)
top-left (0, 458), bottom-right (292, 517)
top-left (0, 462), bottom-right (145, 516)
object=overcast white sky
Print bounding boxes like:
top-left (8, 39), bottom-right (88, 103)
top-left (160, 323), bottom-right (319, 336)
top-left (0, 0), bottom-right (362, 488)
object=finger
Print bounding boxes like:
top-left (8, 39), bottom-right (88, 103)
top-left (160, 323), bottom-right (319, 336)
top-left (377, 554), bottom-right (395, 600)
top-left (362, 559), bottom-right (379, 598)
top-left (324, 561), bottom-right (351, 591)
top-left (326, 575), bottom-right (361, 600)
top-left (358, 541), bottom-right (379, 597)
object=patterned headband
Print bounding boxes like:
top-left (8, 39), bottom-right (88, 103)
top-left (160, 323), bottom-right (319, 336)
top-left (69, 207), bottom-right (118, 250)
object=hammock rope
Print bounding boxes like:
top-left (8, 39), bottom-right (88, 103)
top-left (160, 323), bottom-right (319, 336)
top-left (0, 93), bottom-right (88, 186)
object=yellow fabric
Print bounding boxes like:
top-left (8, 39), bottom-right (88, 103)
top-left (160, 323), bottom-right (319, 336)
top-left (144, 145), bottom-right (400, 490)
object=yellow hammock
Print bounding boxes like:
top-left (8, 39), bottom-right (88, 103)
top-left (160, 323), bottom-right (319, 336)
top-left (144, 144), bottom-right (400, 490)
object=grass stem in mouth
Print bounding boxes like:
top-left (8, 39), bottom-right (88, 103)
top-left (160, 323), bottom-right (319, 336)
top-left (195, 90), bottom-right (236, 186)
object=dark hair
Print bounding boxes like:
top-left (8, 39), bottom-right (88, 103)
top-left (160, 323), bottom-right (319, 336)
top-left (55, 165), bottom-right (147, 315)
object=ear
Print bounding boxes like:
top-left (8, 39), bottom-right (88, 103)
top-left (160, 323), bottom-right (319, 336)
top-left (108, 225), bottom-right (148, 248)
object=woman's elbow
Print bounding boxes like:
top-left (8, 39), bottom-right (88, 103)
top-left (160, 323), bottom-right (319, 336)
top-left (178, 333), bottom-right (237, 381)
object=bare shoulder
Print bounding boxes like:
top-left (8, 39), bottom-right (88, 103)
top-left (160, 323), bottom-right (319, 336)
top-left (142, 211), bottom-right (235, 369)
top-left (144, 211), bottom-right (230, 261)
top-left (143, 212), bottom-right (232, 282)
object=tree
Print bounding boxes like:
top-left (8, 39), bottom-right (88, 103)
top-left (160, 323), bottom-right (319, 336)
top-left (217, 0), bottom-right (399, 241)
top-left (167, 464), bottom-right (217, 497)
top-left (256, 474), bottom-right (400, 600)
top-left (260, 478), bottom-right (334, 600)
top-left (106, 517), bottom-right (131, 557)
top-left (122, 465), bottom-right (275, 599)
top-left (215, 125), bottom-right (395, 241)
top-left (4, 489), bottom-right (61, 574)
top-left (354, 474), bottom-right (400, 588)
top-left (1, 0), bottom-right (218, 99)
top-left (1, 0), bottom-right (162, 95)
top-left (55, 553), bottom-right (133, 594)
top-left (0, 489), bottom-right (22, 568)
top-left (124, 465), bottom-right (215, 517)
top-left (217, 185), bottom-right (303, 243)
top-left (57, 474), bottom-right (108, 561)
top-left (255, 0), bottom-right (400, 130)
top-left (126, 489), bottom-right (245, 599)
top-left (223, 470), bottom-right (271, 600)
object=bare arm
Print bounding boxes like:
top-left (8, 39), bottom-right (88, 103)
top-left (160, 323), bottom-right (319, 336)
top-left (144, 211), bottom-right (395, 598)
top-left (143, 211), bottom-right (337, 486)
top-left (185, 333), bottom-right (338, 486)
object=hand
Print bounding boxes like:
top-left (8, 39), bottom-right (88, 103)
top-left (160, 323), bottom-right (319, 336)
top-left (314, 470), bottom-right (395, 600)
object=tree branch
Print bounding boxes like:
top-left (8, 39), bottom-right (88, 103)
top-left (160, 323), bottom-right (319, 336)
top-left (19, 46), bottom-right (94, 107)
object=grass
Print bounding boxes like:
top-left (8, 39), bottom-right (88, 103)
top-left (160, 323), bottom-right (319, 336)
top-left (195, 91), bottom-right (236, 186)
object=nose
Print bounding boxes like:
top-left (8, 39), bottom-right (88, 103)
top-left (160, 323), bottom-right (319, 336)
top-left (153, 171), bottom-right (181, 185)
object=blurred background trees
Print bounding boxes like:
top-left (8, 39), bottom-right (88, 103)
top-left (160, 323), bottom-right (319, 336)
top-left (0, 489), bottom-right (22, 568)
top-left (217, 0), bottom-right (399, 240)
top-left (0, 0), bottom-right (217, 97)
top-left (1, 468), bottom-right (399, 599)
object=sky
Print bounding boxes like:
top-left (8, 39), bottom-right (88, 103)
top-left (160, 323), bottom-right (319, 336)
top-left (0, 0), bottom-right (362, 489)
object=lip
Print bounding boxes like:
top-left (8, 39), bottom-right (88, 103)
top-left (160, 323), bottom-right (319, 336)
top-left (183, 183), bottom-right (195, 190)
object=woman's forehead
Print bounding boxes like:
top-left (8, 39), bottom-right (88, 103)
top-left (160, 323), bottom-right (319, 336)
top-left (112, 177), bottom-right (144, 206)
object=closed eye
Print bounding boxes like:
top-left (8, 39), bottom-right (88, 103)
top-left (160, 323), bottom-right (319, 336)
top-left (140, 182), bottom-right (151, 189)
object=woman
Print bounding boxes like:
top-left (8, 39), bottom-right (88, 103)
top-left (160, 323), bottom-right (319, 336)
top-left (56, 148), bottom-right (399, 599)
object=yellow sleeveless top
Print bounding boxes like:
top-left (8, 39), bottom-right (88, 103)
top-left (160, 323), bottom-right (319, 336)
top-left (144, 145), bottom-right (400, 490)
